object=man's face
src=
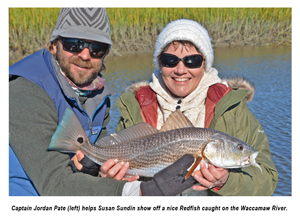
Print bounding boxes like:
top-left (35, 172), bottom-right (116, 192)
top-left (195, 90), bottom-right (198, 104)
top-left (53, 39), bottom-right (105, 86)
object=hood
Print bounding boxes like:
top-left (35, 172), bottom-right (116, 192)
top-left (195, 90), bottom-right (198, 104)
top-left (125, 80), bottom-right (151, 94)
top-left (125, 75), bottom-right (255, 103)
top-left (222, 76), bottom-right (255, 103)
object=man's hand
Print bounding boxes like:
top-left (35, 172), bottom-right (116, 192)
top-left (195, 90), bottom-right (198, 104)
top-left (100, 159), bottom-right (139, 182)
top-left (71, 151), bottom-right (138, 182)
top-left (68, 151), bottom-right (100, 176)
top-left (71, 150), bottom-right (85, 170)
top-left (192, 162), bottom-right (229, 191)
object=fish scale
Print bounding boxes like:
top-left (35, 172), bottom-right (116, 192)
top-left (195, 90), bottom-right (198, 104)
top-left (72, 127), bottom-right (221, 176)
top-left (48, 108), bottom-right (262, 177)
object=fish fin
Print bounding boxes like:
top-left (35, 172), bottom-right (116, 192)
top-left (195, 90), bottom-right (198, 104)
top-left (209, 132), bottom-right (223, 140)
top-left (95, 122), bottom-right (158, 147)
top-left (47, 108), bottom-right (88, 153)
top-left (159, 109), bottom-right (194, 132)
top-left (201, 157), bottom-right (209, 168)
top-left (185, 156), bottom-right (202, 179)
top-left (185, 140), bottom-right (210, 179)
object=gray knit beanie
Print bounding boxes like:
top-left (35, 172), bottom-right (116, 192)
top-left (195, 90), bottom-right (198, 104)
top-left (154, 19), bottom-right (213, 72)
top-left (50, 8), bottom-right (112, 47)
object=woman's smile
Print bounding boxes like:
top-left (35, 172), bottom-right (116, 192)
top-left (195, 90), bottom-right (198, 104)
top-left (172, 77), bottom-right (191, 82)
top-left (160, 42), bottom-right (205, 98)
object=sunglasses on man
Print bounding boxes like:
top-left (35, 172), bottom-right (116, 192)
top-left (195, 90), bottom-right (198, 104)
top-left (60, 37), bottom-right (109, 59)
top-left (160, 53), bottom-right (205, 69)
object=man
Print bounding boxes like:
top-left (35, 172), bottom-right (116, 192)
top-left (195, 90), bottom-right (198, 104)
top-left (9, 8), bottom-right (197, 196)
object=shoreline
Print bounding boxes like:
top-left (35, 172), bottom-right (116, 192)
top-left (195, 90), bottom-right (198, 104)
top-left (9, 8), bottom-right (291, 65)
top-left (107, 40), bottom-right (291, 57)
top-left (9, 40), bottom-right (291, 65)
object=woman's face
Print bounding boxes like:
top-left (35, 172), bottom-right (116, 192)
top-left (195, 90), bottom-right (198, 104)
top-left (160, 42), bottom-right (205, 98)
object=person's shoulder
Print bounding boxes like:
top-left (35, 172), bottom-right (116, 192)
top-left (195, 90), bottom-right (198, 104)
top-left (212, 76), bottom-right (255, 120)
top-left (10, 76), bottom-right (43, 94)
top-left (125, 80), bottom-right (150, 95)
top-left (9, 76), bottom-right (54, 108)
top-left (118, 80), bottom-right (151, 104)
top-left (222, 76), bottom-right (255, 103)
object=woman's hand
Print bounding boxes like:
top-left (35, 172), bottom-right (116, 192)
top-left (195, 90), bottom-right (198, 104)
top-left (100, 159), bottom-right (139, 182)
top-left (192, 162), bottom-right (229, 191)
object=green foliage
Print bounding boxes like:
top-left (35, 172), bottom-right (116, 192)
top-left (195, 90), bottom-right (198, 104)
top-left (9, 8), bottom-right (291, 65)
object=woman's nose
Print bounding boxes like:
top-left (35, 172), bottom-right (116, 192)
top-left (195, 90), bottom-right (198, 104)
top-left (175, 60), bottom-right (187, 74)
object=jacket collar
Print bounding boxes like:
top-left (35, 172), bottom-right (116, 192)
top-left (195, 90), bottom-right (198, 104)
top-left (50, 54), bottom-right (116, 118)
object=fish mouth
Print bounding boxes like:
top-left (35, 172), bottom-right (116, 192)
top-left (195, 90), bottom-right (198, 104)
top-left (240, 152), bottom-right (262, 172)
top-left (241, 156), bottom-right (251, 166)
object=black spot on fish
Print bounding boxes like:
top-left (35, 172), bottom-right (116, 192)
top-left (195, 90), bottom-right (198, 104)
top-left (77, 137), bottom-right (84, 144)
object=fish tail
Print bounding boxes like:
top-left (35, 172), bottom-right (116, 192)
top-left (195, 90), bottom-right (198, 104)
top-left (47, 108), bottom-right (89, 154)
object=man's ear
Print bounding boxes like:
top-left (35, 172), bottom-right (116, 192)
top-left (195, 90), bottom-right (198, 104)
top-left (52, 39), bottom-right (59, 55)
top-left (105, 49), bottom-right (109, 57)
top-left (52, 40), bottom-right (59, 54)
top-left (102, 50), bottom-right (109, 62)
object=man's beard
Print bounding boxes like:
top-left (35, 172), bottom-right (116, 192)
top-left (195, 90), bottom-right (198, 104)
top-left (55, 44), bottom-right (102, 86)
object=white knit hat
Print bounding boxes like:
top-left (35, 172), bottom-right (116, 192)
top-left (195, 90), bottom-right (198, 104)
top-left (154, 19), bottom-right (214, 72)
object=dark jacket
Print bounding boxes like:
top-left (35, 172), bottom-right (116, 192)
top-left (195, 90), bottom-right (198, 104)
top-left (115, 78), bottom-right (278, 196)
top-left (9, 49), bottom-right (127, 195)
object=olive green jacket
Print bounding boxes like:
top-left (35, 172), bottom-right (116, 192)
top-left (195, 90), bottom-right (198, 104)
top-left (115, 83), bottom-right (278, 196)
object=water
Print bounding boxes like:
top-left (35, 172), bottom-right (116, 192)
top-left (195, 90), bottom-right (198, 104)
top-left (103, 45), bottom-right (291, 196)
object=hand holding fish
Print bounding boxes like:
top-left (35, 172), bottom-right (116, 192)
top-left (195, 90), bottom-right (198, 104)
top-left (49, 109), bottom-right (262, 182)
top-left (140, 154), bottom-right (198, 196)
top-left (100, 159), bottom-right (139, 182)
top-left (192, 163), bottom-right (229, 191)
top-left (71, 151), bottom-right (85, 170)
top-left (71, 151), bottom-right (139, 182)
top-left (68, 151), bottom-right (100, 176)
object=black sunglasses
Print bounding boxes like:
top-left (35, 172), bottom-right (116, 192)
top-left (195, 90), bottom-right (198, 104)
top-left (160, 53), bottom-right (205, 69)
top-left (60, 37), bottom-right (109, 59)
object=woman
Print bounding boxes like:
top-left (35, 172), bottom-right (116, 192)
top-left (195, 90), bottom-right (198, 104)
top-left (84, 19), bottom-right (278, 195)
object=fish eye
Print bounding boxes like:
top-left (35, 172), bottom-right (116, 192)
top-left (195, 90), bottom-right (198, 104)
top-left (238, 144), bottom-right (244, 150)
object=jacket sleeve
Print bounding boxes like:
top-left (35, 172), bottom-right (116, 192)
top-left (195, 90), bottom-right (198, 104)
top-left (210, 100), bottom-right (278, 196)
top-left (115, 92), bottom-right (144, 132)
top-left (9, 77), bottom-right (127, 196)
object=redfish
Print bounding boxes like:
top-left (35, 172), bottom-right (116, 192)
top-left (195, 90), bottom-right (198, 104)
top-left (48, 108), bottom-right (262, 177)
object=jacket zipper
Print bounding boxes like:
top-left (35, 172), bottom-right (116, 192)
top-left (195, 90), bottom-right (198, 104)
top-left (67, 95), bottom-right (109, 139)
top-left (67, 97), bottom-right (92, 138)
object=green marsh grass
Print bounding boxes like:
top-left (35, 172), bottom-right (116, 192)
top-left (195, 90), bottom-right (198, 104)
top-left (9, 8), bottom-right (291, 65)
